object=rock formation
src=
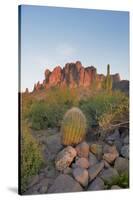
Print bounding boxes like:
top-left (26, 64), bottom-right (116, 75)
top-left (31, 61), bottom-right (123, 92)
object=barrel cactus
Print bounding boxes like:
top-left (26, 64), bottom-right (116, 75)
top-left (61, 107), bottom-right (87, 145)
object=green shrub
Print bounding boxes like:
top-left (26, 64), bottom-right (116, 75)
top-left (21, 94), bottom-right (33, 120)
top-left (79, 91), bottom-right (129, 129)
top-left (99, 92), bottom-right (129, 131)
top-left (29, 87), bottom-right (79, 130)
top-left (105, 173), bottom-right (129, 189)
top-left (21, 123), bottom-right (43, 192)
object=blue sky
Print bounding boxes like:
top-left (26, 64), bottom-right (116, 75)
top-left (20, 5), bottom-right (129, 91)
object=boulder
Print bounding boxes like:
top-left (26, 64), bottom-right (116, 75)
top-left (114, 157), bottom-right (129, 175)
top-left (76, 142), bottom-right (89, 158)
top-left (63, 167), bottom-right (72, 175)
top-left (120, 145), bottom-right (129, 158)
top-left (105, 129), bottom-right (120, 145)
top-left (100, 167), bottom-right (119, 184)
top-left (55, 146), bottom-right (77, 171)
top-left (103, 144), bottom-right (119, 164)
top-left (88, 161), bottom-right (104, 182)
top-left (48, 174), bottom-right (83, 193)
top-left (89, 152), bottom-right (98, 167)
top-left (72, 167), bottom-right (89, 187)
top-left (90, 144), bottom-right (103, 160)
top-left (88, 177), bottom-right (105, 191)
top-left (45, 134), bottom-right (63, 161)
top-left (123, 136), bottom-right (129, 145)
top-left (103, 153), bottom-right (119, 164)
top-left (75, 157), bottom-right (90, 169)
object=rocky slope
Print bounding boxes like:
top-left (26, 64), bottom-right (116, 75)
top-left (23, 127), bottom-right (129, 195)
top-left (32, 61), bottom-right (121, 92)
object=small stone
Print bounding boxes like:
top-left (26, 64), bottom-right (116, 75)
top-left (48, 174), bottom-right (83, 193)
top-left (89, 152), bottom-right (98, 167)
top-left (111, 185), bottom-right (121, 189)
top-left (100, 167), bottom-right (119, 185)
top-left (55, 146), bottom-right (77, 171)
top-left (72, 167), bottom-right (89, 187)
top-left (75, 157), bottom-right (89, 169)
top-left (88, 177), bottom-right (105, 191)
top-left (90, 144), bottom-right (103, 160)
top-left (76, 142), bottom-right (89, 158)
top-left (114, 157), bottom-right (129, 175)
top-left (120, 145), bottom-right (129, 158)
top-left (88, 161), bottom-right (104, 182)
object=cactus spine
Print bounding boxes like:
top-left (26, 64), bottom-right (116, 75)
top-left (61, 107), bottom-right (87, 145)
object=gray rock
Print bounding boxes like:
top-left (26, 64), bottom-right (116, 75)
top-left (120, 128), bottom-right (129, 139)
top-left (111, 185), bottom-right (121, 189)
top-left (43, 164), bottom-right (58, 178)
top-left (89, 152), bottom-right (98, 167)
top-left (120, 145), bottom-right (129, 158)
top-left (123, 136), bottom-right (129, 145)
top-left (46, 134), bottom-right (63, 160)
top-left (63, 167), bottom-right (72, 175)
top-left (100, 167), bottom-right (119, 184)
top-left (76, 142), bottom-right (89, 158)
top-left (105, 129), bottom-right (120, 145)
top-left (55, 146), bottom-right (77, 171)
top-left (48, 174), bottom-right (83, 193)
top-left (103, 160), bottom-right (111, 168)
top-left (88, 177), bottom-right (105, 191)
top-left (72, 167), bottom-right (89, 187)
top-left (90, 144), bottom-right (103, 160)
top-left (38, 178), bottom-right (53, 194)
top-left (114, 140), bottom-right (123, 153)
top-left (88, 161), bottom-right (104, 182)
top-left (103, 144), bottom-right (118, 154)
top-left (75, 157), bottom-right (90, 169)
top-left (103, 144), bottom-right (119, 164)
top-left (114, 157), bottom-right (129, 175)
top-left (103, 152), bottom-right (119, 164)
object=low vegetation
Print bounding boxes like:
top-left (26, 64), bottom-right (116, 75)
top-left (21, 123), bottom-right (44, 192)
top-left (105, 173), bottom-right (129, 189)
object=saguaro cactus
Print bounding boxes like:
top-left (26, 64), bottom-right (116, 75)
top-left (61, 107), bottom-right (87, 145)
top-left (103, 64), bottom-right (112, 92)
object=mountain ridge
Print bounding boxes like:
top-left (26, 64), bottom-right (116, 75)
top-left (28, 61), bottom-right (122, 93)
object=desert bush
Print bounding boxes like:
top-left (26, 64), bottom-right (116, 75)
top-left (21, 93), bottom-right (34, 120)
top-left (61, 107), bottom-right (87, 145)
top-left (21, 123), bottom-right (43, 192)
top-left (79, 91), bottom-right (129, 129)
top-left (99, 91), bottom-right (129, 131)
top-left (29, 87), bottom-right (79, 130)
top-left (105, 172), bottom-right (129, 189)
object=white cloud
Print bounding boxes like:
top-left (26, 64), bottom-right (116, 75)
top-left (55, 43), bottom-right (76, 57)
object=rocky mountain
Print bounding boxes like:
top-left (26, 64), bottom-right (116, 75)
top-left (28, 61), bottom-right (128, 93)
